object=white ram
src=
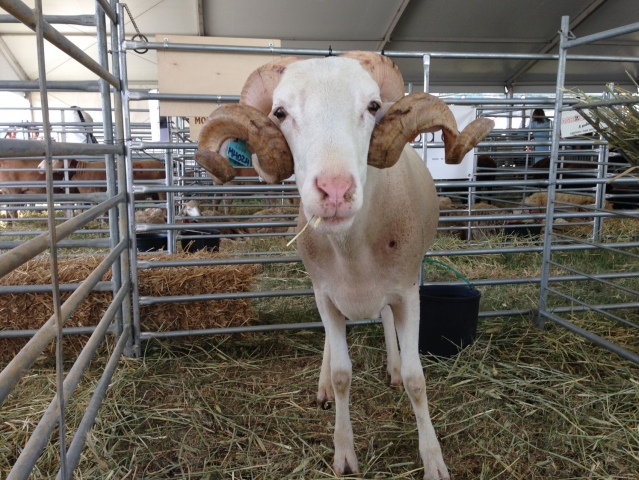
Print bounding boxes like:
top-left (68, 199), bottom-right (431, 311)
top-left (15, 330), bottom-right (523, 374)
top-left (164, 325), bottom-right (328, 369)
top-left (194, 52), bottom-right (493, 479)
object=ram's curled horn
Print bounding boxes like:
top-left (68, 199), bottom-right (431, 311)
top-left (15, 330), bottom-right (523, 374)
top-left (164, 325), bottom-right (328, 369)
top-left (339, 51), bottom-right (405, 102)
top-left (367, 92), bottom-right (495, 168)
top-left (240, 57), bottom-right (302, 115)
top-left (445, 117), bottom-right (495, 164)
top-left (195, 104), bottom-right (294, 184)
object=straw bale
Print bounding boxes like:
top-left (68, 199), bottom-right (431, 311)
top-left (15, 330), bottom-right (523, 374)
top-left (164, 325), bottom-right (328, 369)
top-left (0, 251), bottom-right (260, 362)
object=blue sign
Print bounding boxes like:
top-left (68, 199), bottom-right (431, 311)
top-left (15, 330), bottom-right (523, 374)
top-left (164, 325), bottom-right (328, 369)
top-left (227, 139), bottom-right (252, 167)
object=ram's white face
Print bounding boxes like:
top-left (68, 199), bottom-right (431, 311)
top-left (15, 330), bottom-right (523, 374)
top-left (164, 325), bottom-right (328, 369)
top-left (270, 58), bottom-right (382, 233)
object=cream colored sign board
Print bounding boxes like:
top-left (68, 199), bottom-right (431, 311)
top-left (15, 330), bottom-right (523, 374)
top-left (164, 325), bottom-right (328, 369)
top-left (156, 35), bottom-right (281, 134)
top-left (189, 115), bottom-right (209, 139)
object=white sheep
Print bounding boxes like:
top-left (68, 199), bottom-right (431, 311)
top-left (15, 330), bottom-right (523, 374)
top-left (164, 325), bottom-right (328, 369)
top-left (194, 51), bottom-right (492, 479)
top-left (134, 207), bottom-right (165, 225)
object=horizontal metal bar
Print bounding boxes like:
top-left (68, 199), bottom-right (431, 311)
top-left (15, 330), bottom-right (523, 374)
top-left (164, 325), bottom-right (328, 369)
top-left (0, 80), bottom-right (100, 92)
top-left (0, 238), bottom-right (112, 249)
top-left (0, 281), bottom-right (113, 295)
top-left (127, 93), bottom-right (573, 107)
top-left (139, 301), bottom-right (639, 340)
top-left (137, 255), bottom-right (302, 269)
top-left (0, 14), bottom-right (95, 25)
top-left (95, 0), bottom-right (116, 24)
top-left (56, 324), bottom-right (130, 480)
top-left (0, 193), bottom-right (107, 203)
top-left (429, 240), bottom-right (639, 258)
top-left (128, 91), bottom-right (239, 103)
top-left (546, 286), bottom-right (639, 330)
top-left (130, 138), bottom-right (594, 152)
top-left (0, 121), bottom-right (104, 127)
top-left (141, 318), bottom-right (379, 339)
top-left (7, 284), bottom-right (128, 480)
top-left (0, 326), bottom-right (111, 339)
top-left (0, 0), bottom-right (120, 89)
top-left (0, 138), bottom-right (123, 158)
top-left (122, 41), bottom-right (639, 63)
top-left (136, 240), bottom-right (639, 272)
top-left (136, 184), bottom-right (298, 194)
top-left (0, 192), bottom-right (123, 281)
top-left (572, 97), bottom-right (639, 110)
top-left (139, 288), bottom-right (314, 305)
top-left (138, 265), bottom-right (639, 307)
top-left (138, 220), bottom-right (296, 233)
top-left (564, 21), bottom-right (639, 49)
top-left (540, 310), bottom-right (639, 365)
top-left (0, 239), bottom-right (127, 406)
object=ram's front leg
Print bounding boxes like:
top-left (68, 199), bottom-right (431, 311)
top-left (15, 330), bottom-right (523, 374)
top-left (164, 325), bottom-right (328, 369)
top-left (392, 286), bottom-right (450, 480)
top-left (381, 305), bottom-right (402, 387)
top-left (316, 335), bottom-right (334, 409)
top-left (315, 293), bottom-right (358, 476)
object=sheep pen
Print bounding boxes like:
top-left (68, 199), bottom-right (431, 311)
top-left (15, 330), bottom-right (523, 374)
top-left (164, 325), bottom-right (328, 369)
top-left (1, 228), bottom-right (639, 479)
top-left (1, 182), bottom-right (638, 479)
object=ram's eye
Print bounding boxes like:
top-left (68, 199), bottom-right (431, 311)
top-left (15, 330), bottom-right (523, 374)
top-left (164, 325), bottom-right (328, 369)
top-left (367, 101), bottom-right (381, 114)
top-left (273, 107), bottom-right (287, 120)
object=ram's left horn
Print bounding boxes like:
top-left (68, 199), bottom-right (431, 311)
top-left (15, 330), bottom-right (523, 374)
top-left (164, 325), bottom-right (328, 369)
top-left (196, 104), bottom-right (294, 184)
top-left (367, 92), bottom-right (494, 168)
top-left (444, 117), bottom-right (495, 164)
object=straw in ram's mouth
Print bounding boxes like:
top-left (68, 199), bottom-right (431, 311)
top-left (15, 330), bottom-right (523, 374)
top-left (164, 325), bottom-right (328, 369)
top-left (286, 216), bottom-right (322, 247)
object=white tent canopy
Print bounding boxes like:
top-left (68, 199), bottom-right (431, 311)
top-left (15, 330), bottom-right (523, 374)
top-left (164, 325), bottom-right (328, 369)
top-left (0, 0), bottom-right (637, 94)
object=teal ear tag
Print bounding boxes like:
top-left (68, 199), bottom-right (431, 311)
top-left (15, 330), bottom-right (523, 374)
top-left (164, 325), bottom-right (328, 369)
top-left (227, 139), bottom-right (252, 167)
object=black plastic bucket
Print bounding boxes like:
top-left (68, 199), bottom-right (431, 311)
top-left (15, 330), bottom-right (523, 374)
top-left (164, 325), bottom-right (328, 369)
top-left (180, 228), bottom-right (221, 253)
top-left (418, 284), bottom-right (481, 357)
top-left (136, 233), bottom-right (168, 252)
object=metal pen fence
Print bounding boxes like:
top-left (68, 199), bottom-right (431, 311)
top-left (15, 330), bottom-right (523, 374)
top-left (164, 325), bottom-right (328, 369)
top-left (1, 5), bottom-right (639, 477)
top-left (535, 16), bottom-right (639, 365)
top-left (0, 1), bottom-right (132, 478)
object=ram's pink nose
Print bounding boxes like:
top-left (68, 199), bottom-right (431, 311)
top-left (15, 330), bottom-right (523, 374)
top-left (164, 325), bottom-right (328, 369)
top-left (315, 175), bottom-right (354, 207)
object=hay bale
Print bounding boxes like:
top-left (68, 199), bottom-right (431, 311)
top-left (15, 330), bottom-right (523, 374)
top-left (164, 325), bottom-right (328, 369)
top-left (0, 251), bottom-right (260, 362)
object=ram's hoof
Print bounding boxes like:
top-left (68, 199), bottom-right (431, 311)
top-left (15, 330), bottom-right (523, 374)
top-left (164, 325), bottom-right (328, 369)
top-left (317, 398), bottom-right (333, 410)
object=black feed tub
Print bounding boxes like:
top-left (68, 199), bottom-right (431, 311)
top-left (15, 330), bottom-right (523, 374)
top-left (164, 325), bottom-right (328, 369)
top-left (418, 284), bottom-right (481, 357)
top-left (136, 233), bottom-right (168, 252)
top-left (503, 222), bottom-right (543, 237)
top-left (180, 228), bottom-right (221, 253)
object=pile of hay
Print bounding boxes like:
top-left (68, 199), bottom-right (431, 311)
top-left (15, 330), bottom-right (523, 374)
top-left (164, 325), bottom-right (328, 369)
top-left (570, 82), bottom-right (639, 166)
top-left (0, 251), bottom-right (260, 361)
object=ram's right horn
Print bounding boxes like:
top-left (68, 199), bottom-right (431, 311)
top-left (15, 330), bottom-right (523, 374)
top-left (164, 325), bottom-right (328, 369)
top-left (195, 104), bottom-right (294, 184)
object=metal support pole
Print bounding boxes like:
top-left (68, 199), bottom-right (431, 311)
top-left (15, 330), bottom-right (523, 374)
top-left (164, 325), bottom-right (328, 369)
top-left (421, 54), bottom-right (430, 163)
top-left (95, 0), bottom-right (116, 24)
top-left (117, 3), bottom-right (142, 356)
top-left (419, 54), bottom-right (430, 287)
top-left (536, 16), bottom-right (570, 329)
top-left (95, 0), bottom-right (124, 340)
top-left (593, 139), bottom-right (608, 241)
top-left (33, 1), bottom-right (66, 476)
top-left (111, 0), bottom-right (134, 357)
top-left (165, 120), bottom-right (176, 253)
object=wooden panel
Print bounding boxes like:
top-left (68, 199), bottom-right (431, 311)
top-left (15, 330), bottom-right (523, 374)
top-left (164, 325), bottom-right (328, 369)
top-left (156, 35), bottom-right (280, 122)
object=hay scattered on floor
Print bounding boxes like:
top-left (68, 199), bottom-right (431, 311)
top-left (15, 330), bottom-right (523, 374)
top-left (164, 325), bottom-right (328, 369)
top-left (1, 316), bottom-right (638, 479)
top-left (0, 251), bottom-right (261, 361)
